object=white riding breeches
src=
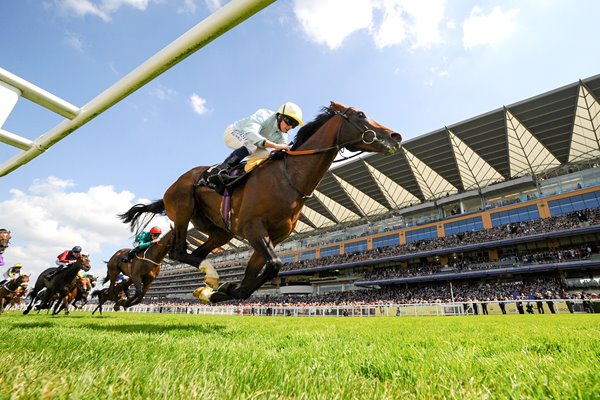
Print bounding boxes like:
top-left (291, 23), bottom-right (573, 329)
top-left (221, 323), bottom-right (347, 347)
top-left (223, 125), bottom-right (258, 153)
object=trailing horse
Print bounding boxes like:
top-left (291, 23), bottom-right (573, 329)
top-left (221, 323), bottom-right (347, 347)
top-left (91, 281), bottom-right (128, 315)
top-left (104, 230), bottom-right (173, 309)
top-left (0, 229), bottom-right (11, 268)
top-left (120, 102), bottom-right (401, 303)
top-left (23, 255), bottom-right (92, 316)
top-left (0, 274), bottom-right (30, 313)
top-left (51, 276), bottom-right (94, 315)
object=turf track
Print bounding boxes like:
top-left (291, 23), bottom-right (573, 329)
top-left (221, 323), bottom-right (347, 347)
top-left (0, 312), bottom-right (598, 399)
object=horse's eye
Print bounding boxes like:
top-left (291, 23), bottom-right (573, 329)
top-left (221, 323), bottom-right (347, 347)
top-left (357, 111), bottom-right (366, 119)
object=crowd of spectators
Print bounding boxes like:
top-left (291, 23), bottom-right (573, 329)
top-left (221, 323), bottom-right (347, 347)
top-left (139, 208), bottom-right (600, 309)
top-left (279, 208), bottom-right (600, 274)
top-left (122, 277), bottom-right (597, 311)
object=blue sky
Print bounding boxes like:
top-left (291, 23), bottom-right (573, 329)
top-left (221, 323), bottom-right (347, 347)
top-left (1, 0), bottom-right (599, 281)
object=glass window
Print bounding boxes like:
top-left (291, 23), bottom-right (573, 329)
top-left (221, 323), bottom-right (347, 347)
top-left (444, 216), bottom-right (484, 237)
top-left (344, 240), bottom-right (368, 254)
top-left (373, 234), bottom-right (400, 249)
top-left (549, 190), bottom-right (600, 216)
top-left (281, 254), bottom-right (296, 264)
top-left (299, 250), bottom-right (316, 261)
top-left (320, 245), bottom-right (340, 258)
top-left (490, 205), bottom-right (540, 227)
top-left (405, 226), bottom-right (438, 243)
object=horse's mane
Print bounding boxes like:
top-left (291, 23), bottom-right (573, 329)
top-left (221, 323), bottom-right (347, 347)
top-left (291, 106), bottom-right (335, 150)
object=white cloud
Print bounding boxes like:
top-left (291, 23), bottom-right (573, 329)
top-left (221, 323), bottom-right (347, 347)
top-left (204, 0), bottom-right (222, 13)
top-left (463, 6), bottom-right (520, 49)
top-left (64, 31), bottom-right (85, 52)
top-left (0, 177), bottom-right (170, 282)
top-left (293, 0), bottom-right (373, 50)
top-left (59, 0), bottom-right (110, 21)
top-left (148, 83), bottom-right (177, 101)
top-left (57, 0), bottom-right (152, 22)
top-left (373, 0), bottom-right (446, 49)
top-left (178, 0), bottom-right (197, 14)
top-left (190, 93), bottom-right (208, 115)
top-left (293, 0), bottom-right (446, 50)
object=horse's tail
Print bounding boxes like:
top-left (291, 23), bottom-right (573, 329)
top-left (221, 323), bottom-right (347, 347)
top-left (118, 200), bottom-right (165, 233)
top-left (102, 273), bottom-right (110, 285)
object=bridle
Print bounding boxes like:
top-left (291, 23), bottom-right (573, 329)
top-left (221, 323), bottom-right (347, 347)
top-left (282, 108), bottom-right (392, 198)
top-left (285, 108), bottom-right (384, 158)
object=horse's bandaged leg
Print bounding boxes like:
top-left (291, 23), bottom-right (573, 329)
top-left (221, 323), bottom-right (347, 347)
top-left (199, 260), bottom-right (219, 289)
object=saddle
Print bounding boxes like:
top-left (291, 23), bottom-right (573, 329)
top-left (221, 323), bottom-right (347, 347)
top-left (196, 163), bottom-right (249, 195)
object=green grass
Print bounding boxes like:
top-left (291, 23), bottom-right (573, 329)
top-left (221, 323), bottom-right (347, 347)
top-left (0, 312), bottom-right (598, 399)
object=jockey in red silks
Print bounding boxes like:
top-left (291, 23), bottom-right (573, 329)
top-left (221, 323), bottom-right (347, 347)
top-left (47, 245), bottom-right (82, 278)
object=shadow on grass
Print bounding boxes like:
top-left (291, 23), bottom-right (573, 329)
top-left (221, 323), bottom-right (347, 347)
top-left (80, 322), bottom-right (228, 335)
top-left (10, 321), bottom-right (55, 329)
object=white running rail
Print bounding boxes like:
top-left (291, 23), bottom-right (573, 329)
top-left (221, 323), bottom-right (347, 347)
top-left (0, 0), bottom-right (275, 176)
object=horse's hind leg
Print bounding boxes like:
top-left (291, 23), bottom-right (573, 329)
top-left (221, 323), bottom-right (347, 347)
top-left (163, 181), bottom-right (202, 266)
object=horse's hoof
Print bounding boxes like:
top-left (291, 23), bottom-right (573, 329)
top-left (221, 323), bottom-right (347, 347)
top-left (193, 287), bottom-right (214, 304)
top-left (199, 260), bottom-right (220, 289)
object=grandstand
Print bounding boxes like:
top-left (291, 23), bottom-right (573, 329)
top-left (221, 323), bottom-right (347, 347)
top-left (147, 74), bottom-right (600, 307)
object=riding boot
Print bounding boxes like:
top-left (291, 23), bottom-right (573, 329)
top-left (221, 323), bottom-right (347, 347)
top-left (207, 147), bottom-right (250, 185)
top-left (47, 266), bottom-right (64, 279)
top-left (121, 249), bottom-right (136, 263)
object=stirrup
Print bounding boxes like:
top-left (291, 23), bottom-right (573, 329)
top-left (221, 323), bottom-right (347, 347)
top-left (208, 169), bottom-right (233, 184)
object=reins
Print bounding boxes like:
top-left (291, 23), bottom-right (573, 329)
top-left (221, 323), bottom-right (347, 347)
top-left (134, 244), bottom-right (163, 266)
top-left (281, 108), bottom-right (380, 198)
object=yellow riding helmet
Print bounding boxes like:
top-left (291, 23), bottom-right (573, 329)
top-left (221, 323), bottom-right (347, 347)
top-left (278, 102), bottom-right (304, 126)
top-left (14, 263), bottom-right (22, 268)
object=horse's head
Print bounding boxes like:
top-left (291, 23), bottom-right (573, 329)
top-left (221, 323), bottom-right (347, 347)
top-left (18, 274), bottom-right (30, 288)
top-left (77, 254), bottom-right (92, 272)
top-left (78, 277), bottom-right (91, 290)
top-left (0, 229), bottom-right (11, 251)
top-left (330, 101), bottom-right (401, 156)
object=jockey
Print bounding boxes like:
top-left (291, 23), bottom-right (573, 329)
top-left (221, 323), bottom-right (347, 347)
top-left (115, 272), bottom-right (129, 285)
top-left (202, 102), bottom-right (304, 185)
top-left (47, 246), bottom-right (82, 278)
top-left (121, 226), bottom-right (161, 263)
top-left (1, 263), bottom-right (23, 286)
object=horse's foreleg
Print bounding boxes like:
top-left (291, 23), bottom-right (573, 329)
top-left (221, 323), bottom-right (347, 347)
top-left (123, 280), bottom-right (143, 307)
top-left (23, 292), bottom-right (37, 315)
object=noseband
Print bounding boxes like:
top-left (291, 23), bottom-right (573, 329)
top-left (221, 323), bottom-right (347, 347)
top-left (335, 108), bottom-right (382, 147)
top-left (285, 108), bottom-right (383, 158)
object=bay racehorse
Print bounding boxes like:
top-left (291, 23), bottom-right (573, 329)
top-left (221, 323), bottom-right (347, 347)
top-left (0, 229), bottom-right (11, 267)
top-left (23, 254), bottom-right (92, 315)
top-left (0, 274), bottom-right (30, 313)
top-left (51, 276), bottom-right (93, 314)
top-left (91, 281), bottom-right (129, 315)
top-left (119, 102), bottom-right (401, 303)
top-left (6, 287), bottom-right (27, 311)
top-left (104, 230), bottom-right (173, 309)
top-left (0, 229), bottom-right (10, 251)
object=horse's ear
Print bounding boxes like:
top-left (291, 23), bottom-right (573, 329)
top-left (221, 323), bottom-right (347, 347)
top-left (330, 101), bottom-right (344, 110)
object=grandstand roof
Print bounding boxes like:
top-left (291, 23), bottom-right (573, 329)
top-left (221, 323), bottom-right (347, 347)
top-left (189, 73), bottom-right (600, 251)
